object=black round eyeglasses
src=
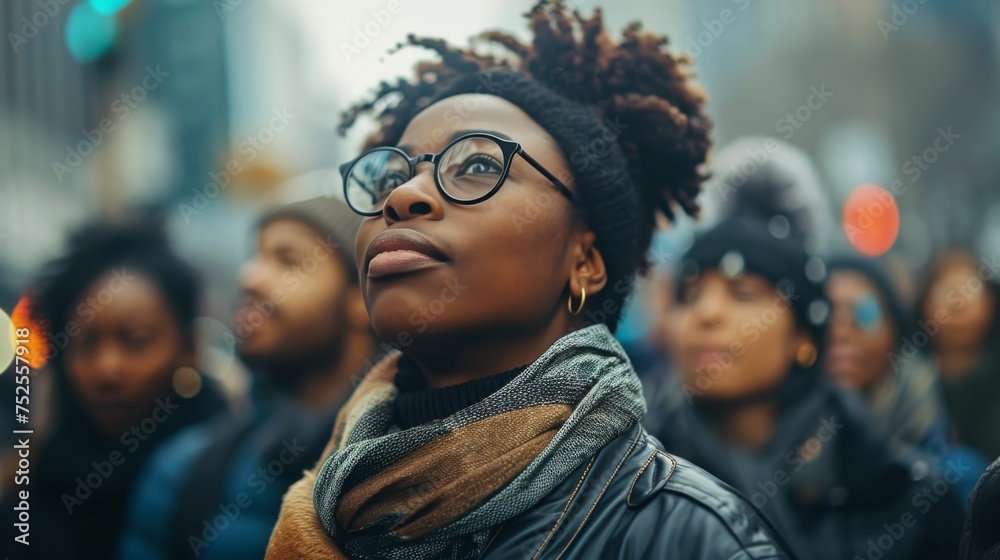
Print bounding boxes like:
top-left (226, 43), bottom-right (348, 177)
top-left (339, 132), bottom-right (579, 217)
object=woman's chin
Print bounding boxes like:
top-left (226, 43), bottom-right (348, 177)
top-left (371, 315), bottom-right (434, 350)
top-left (87, 410), bottom-right (136, 438)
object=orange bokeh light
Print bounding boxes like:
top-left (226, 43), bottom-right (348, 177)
top-left (842, 184), bottom-right (900, 257)
top-left (11, 297), bottom-right (50, 370)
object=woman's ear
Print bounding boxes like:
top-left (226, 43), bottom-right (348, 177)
top-left (570, 230), bottom-right (608, 298)
top-left (791, 330), bottom-right (818, 368)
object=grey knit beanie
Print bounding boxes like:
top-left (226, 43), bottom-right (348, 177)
top-left (258, 196), bottom-right (364, 280)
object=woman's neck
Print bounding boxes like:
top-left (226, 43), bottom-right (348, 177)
top-left (708, 399), bottom-right (777, 452)
top-left (402, 320), bottom-right (574, 389)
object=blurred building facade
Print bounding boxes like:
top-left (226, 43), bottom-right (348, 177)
top-left (2, 0), bottom-right (999, 308)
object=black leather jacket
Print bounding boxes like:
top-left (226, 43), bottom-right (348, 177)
top-left (479, 422), bottom-right (794, 559)
top-left (961, 456), bottom-right (1000, 560)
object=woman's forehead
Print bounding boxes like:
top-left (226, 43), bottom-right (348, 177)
top-left (398, 94), bottom-right (556, 153)
top-left (685, 268), bottom-right (772, 289)
top-left (829, 270), bottom-right (878, 295)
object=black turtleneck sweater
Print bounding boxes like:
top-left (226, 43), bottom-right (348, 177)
top-left (393, 356), bottom-right (528, 430)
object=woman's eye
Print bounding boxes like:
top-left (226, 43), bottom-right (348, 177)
top-left (458, 156), bottom-right (502, 176)
top-left (383, 170), bottom-right (410, 187)
top-left (731, 286), bottom-right (758, 301)
top-left (73, 336), bottom-right (98, 354)
top-left (681, 285), bottom-right (701, 304)
top-left (124, 333), bottom-right (154, 350)
top-left (371, 171), bottom-right (410, 203)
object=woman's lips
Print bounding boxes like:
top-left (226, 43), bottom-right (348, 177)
top-left (364, 228), bottom-right (449, 279)
top-left (687, 345), bottom-right (733, 368)
top-left (692, 351), bottom-right (725, 368)
top-left (367, 250), bottom-right (445, 278)
top-left (826, 345), bottom-right (859, 371)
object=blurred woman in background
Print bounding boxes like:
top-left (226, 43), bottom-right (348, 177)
top-left (825, 256), bottom-right (986, 504)
top-left (9, 220), bottom-right (226, 560)
top-left (825, 256), bottom-right (947, 452)
top-left (646, 209), bottom-right (965, 560)
top-left (918, 248), bottom-right (1000, 461)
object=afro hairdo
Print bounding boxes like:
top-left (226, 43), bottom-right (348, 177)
top-left (29, 216), bottom-right (201, 370)
top-left (340, 0), bottom-right (712, 331)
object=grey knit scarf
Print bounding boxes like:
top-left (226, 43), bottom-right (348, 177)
top-left (312, 323), bottom-right (646, 559)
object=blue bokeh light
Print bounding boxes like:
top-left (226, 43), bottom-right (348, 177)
top-left (89, 0), bottom-right (133, 16)
top-left (65, 3), bottom-right (118, 62)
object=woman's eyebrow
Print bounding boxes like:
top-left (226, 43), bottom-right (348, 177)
top-left (448, 129), bottom-right (513, 142)
top-left (395, 130), bottom-right (515, 156)
top-left (266, 239), bottom-right (306, 261)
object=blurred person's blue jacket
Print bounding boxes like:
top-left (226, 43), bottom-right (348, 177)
top-left (855, 355), bottom-right (987, 505)
top-left (948, 446), bottom-right (991, 505)
top-left (116, 377), bottom-right (344, 560)
top-left (647, 374), bottom-right (966, 560)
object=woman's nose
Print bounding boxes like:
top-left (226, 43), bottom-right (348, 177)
top-left (93, 345), bottom-right (127, 387)
top-left (691, 291), bottom-right (725, 327)
top-left (828, 306), bottom-right (857, 339)
top-left (382, 164), bottom-right (444, 223)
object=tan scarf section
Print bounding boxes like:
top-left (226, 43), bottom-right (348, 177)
top-left (266, 468), bottom-right (347, 559)
top-left (266, 353), bottom-right (573, 559)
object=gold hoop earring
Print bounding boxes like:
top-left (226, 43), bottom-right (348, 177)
top-left (795, 343), bottom-right (817, 368)
top-left (567, 287), bottom-right (587, 315)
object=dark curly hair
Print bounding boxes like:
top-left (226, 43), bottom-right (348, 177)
top-left (29, 217), bottom-right (202, 372)
top-left (340, 0), bottom-right (712, 331)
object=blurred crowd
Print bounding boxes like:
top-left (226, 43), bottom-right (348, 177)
top-left (1, 0), bottom-right (999, 558)
top-left (1, 138), bottom-right (998, 559)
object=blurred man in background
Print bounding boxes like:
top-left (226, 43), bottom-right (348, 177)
top-left (117, 196), bottom-right (375, 560)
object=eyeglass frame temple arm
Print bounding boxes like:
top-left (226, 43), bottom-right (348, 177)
top-left (515, 148), bottom-right (579, 204)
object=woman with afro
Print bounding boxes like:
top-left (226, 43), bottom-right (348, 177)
top-left (266, 2), bottom-right (792, 558)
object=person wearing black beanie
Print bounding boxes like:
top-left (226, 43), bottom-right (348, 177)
top-left (646, 210), bottom-right (965, 560)
top-left (264, 3), bottom-right (793, 559)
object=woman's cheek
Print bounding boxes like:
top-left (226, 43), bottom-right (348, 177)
top-left (745, 306), bottom-right (791, 369)
top-left (740, 320), bottom-right (761, 344)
